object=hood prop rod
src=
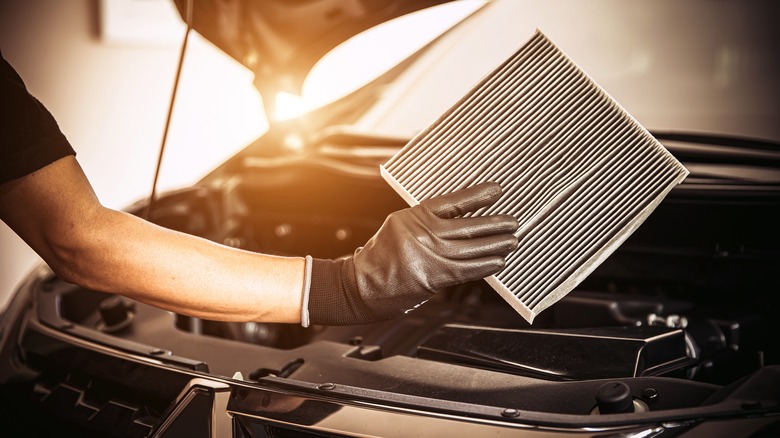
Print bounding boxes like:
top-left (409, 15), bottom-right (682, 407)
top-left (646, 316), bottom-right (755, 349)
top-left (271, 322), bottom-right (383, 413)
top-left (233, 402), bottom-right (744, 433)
top-left (144, 0), bottom-right (193, 221)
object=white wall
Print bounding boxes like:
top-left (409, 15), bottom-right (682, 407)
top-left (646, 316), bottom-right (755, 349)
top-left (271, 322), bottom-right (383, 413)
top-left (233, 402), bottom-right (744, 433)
top-left (0, 0), bottom-right (266, 311)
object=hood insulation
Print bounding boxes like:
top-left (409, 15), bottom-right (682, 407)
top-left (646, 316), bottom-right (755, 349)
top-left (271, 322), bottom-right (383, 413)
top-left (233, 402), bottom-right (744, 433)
top-left (380, 30), bottom-right (689, 323)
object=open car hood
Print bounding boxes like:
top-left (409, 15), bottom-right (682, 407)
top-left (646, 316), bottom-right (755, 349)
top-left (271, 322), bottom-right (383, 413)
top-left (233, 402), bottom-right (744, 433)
top-left (173, 0), bottom-right (454, 99)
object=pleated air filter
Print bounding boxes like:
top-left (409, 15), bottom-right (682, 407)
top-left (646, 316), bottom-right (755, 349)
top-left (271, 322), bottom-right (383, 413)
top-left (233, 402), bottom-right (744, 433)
top-left (380, 30), bottom-right (689, 324)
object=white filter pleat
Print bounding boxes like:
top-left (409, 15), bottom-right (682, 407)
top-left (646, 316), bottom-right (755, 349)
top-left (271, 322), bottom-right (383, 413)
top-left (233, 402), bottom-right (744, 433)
top-left (380, 30), bottom-right (688, 323)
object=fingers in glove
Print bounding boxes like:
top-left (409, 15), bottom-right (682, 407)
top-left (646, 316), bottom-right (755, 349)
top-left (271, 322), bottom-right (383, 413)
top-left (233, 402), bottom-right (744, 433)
top-left (445, 255), bottom-right (509, 284)
top-left (437, 233), bottom-right (519, 260)
top-left (432, 214), bottom-right (519, 239)
top-left (422, 181), bottom-right (503, 219)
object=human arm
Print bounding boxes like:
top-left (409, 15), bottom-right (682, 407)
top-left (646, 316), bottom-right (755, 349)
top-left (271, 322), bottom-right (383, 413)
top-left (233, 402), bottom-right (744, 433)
top-left (1, 51), bottom-right (518, 325)
top-left (0, 158), bottom-right (518, 325)
top-left (0, 156), bottom-right (306, 322)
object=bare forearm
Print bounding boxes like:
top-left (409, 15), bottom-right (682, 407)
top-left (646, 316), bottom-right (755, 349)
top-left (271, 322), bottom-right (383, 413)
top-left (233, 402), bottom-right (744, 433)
top-left (0, 157), bottom-right (305, 323)
top-left (57, 207), bottom-right (306, 322)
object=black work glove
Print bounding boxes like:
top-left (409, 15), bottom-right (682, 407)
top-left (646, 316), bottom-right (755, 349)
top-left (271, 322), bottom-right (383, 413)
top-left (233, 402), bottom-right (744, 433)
top-left (302, 182), bottom-right (519, 326)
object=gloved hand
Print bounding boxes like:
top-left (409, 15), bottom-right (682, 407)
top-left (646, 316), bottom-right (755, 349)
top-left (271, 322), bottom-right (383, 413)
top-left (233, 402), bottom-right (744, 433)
top-left (303, 182), bottom-right (519, 326)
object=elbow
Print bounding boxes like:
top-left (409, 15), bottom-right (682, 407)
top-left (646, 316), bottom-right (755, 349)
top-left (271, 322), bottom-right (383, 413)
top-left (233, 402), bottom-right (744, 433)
top-left (46, 241), bottom-right (94, 288)
top-left (42, 208), bottom-right (112, 290)
top-left (50, 265), bottom-right (82, 287)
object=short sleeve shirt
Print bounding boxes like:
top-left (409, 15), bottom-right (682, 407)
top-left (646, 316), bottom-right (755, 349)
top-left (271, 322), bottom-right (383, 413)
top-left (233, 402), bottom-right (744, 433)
top-left (1, 51), bottom-right (75, 185)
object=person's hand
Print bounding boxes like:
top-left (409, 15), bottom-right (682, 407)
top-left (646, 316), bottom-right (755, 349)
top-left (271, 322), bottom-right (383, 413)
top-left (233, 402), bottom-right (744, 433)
top-left (305, 182), bottom-right (519, 325)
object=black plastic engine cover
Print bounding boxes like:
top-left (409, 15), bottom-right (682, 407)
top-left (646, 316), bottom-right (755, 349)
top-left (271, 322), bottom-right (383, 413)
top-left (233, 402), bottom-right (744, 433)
top-left (418, 324), bottom-right (694, 380)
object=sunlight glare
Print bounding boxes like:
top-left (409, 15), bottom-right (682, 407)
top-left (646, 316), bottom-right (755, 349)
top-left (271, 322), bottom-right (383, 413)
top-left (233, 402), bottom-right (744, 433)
top-left (299, 1), bottom-right (485, 114)
top-left (274, 91), bottom-right (307, 121)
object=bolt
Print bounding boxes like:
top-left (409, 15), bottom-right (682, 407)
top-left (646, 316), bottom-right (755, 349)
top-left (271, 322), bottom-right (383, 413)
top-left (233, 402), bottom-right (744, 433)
top-left (318, 382), bottom-right (336, 391)
top-left (335, 228), bottom-right (351, 241)
top-left (501, 408), bottom-right (520, 417)
top-left (642, 388), bottom-right (658, 400)
top-left (149, 348), bottom-right (166, 356)
top-left (274, 223), bottom-right (292, 238)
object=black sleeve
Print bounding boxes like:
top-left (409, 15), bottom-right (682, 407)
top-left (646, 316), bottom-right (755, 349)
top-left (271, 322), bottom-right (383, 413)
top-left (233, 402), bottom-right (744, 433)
top-left (0, 51), bottom-right (76, 185)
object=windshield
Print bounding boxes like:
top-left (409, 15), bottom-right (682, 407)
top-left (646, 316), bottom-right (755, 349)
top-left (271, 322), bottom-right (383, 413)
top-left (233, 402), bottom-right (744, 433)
top-left (347, 0), bottom-right (780, 144)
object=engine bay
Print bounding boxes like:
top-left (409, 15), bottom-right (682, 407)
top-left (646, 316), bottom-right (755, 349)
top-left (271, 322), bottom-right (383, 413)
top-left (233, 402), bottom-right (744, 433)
top-left (29, 136), bottom-right (778, 422)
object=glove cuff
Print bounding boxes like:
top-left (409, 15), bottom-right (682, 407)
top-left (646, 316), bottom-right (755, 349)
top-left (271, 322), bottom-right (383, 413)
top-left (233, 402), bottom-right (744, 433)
top-left (300, 255), bottom-right (313, 327)
top-left (306, 257), bottom-right (379, 326)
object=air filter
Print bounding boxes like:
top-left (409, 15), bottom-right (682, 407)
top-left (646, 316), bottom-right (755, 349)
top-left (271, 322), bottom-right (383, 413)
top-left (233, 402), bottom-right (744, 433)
top-left (380, 30), bottom-right (688, 324)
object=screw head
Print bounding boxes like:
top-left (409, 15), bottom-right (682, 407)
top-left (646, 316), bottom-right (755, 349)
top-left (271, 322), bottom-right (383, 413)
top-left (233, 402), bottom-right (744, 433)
top-left (642, 387), bottom-right (658, 400)
top-left (317, 382), bottom-right (336, 391)
top-left (501, 408), bottom-right (520, 417)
